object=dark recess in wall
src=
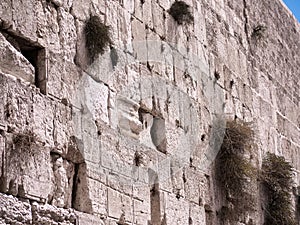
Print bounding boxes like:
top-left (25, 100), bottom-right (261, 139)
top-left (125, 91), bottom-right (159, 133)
top-left (0, 30), bottom-right (47, 94)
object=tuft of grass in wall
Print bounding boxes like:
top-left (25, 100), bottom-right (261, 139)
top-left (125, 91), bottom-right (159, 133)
top-left (13, 131), bottom-right (36, 149)
top-left (215, 119), bottom-right (257, 224)
top-left (261, 152), bottom-right (296, 225)
top-left (168, 1), bottom-right (194, 25)
top-left (251, 25), bottom-right (267, 39)
top-left (84, 15), bottom-right (112, 63)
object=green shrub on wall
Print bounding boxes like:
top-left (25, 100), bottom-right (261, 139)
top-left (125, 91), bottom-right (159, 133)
top-left (168, 1), bottom-right (194, 25)
top-left (215, 119), bottom-right (257, 224)
top-left (84, 15), bottom-right (112, 63)
top-left (261, 152), bottom-right (296, 225)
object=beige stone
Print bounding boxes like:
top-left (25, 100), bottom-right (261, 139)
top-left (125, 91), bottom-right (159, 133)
top-left (0, 0), bottom-right (299, 224)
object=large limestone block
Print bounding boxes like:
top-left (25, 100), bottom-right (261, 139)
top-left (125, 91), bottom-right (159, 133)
top-left (35, 1), bottom-right (60, 51)
top-left (32, 93), bottom-right (55, 147)
top-left (57, 7), bottom-right (77, 62)
top-left (11, 0), bottom-right (38, 40)
top-left (164, 193), bottom-right (190, 225)
top-left (184, 168), bottom-right (212, 206)
top-left (1, 133), bottom-right (52, 202)
top-left (88, 178), bottom-right (107, 216)
top-left (152, 1), bottom-right (165, 38)
top-left (189, 203), bottom-right (206, 225)
top-left (0, 33), bottom-right (34, 83)
top-left (107, 188), bottom-right (133, 223)
top-left (76, 211), bottom-right (105, 225)
top-left (79, 73), bottom-right (109, 124)
top-left (5, 78), bottom-right (34, 131)
top-left (133, 198), bottom-right (151, 225)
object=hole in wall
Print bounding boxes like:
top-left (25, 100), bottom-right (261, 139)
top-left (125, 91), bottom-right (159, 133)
top-left (71, 163), bottom-right (80, 208)
top-left (150, 117), bottom-right (166, 153)
top-left (139, 107), bottom-right (167, 153)
top-left (201, 134), bottom-right (206, 141)
top-left (214, 71), bottom-right (220, 80)
top-left (1, 31), bottom-right (47, 94)
top-left (229, 80), bottom-right (234, 89)
top-left (134, 152), bottom-right (143, 167)
top-left (149, 170), bottom-right (161, 225)
top-left (205, 204), bottom-right (214, 225)
top-left (71, 163), bottom-right (92, 213)
top-left (117, 213), bottom-right (127, 225)
top-left (110, 47), bottom-right (118, 69)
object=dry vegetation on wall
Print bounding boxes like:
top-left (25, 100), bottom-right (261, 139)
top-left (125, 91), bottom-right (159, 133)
top-left (168, 1), bottom-right (194, 25)
top-left (215, 119), bottom-right (257, 224)
top-left (251, 25), bottom-right (267, 39)
top-left (261, 152), bottom-right (296, 225)
top-left (84, 15), bottom-right (112, 63)
top-left (12, 131), bottom-right (36, 150)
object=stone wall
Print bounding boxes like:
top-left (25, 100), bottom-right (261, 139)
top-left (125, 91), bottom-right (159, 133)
top-left (0, 0), bottom-right (299, 224)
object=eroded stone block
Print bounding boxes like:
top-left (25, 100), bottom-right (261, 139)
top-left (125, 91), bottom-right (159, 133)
top-left (31, 202), bottom-right (76, 224)
top-left (1, 132), bottom-right (52, 202)
top-left (0, 33), bottom-right (35, 83)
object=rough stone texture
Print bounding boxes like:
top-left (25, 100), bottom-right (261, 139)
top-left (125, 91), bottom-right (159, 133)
top-left (0, 0), bottom-right (299, 224)
top-left (0, 33), bottom-right (34, 83)
top-left (0, 193), bottom-right (32, 224)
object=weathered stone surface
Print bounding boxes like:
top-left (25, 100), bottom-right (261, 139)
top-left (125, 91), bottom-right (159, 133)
top-left (0, 0), bottom-right (299, 224)
top-left (49, 157), bottom-right (74, 208)
top-left (31, 202), bottom-right (76, 224)
top-left (0, 33), bottom-right (34, 83)
top-left (0, 193), bottom-right (32, 224)
top-left (1, 133), bottom-right (52, 202)
top-left (76, 211), bottom-right (105, 225)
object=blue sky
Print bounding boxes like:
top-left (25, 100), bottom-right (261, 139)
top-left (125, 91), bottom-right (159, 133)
top-left (282, 0), bottom-right (300, 22)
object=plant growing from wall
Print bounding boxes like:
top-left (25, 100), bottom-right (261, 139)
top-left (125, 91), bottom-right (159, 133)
top-left (215, 119), bottom-right (257, 224)
top-left (261, 152), bottom-right (296, 225)
top-left (13, 131), bottom-right (36, 150)
top-left (84, 15), bottom-right (112, 63)
top-left (251, 25), bottom-right (267, 39)
top-left (168, 1), bottom-right (194, 25)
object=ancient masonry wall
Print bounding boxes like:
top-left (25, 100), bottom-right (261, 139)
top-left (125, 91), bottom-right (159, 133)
top-left (0, 0), bottom-right (299, 224)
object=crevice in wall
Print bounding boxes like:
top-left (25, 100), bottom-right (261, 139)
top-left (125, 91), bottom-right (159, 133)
top-left (204, 173), bottom-right (214, 225)
top-left (133, 151), bottom-right (142, 167)
top-left (205, 206), bottom-right (213, 225)
top-left (150, 117), bottom-right (166, 153)
top-left (149, 169), bottom-right (162, 225)
top-left (150, 182), bottom-right (161, 225)
top-left (0, 30), bottom-right (47, 94)
top-left (71, 164), bottom-right (92, 213)
top-left (0, 131), bottom-right (4, 191)
top-left (297, 192), bottom-right (300, 223)
top-left (49, 136), bottom-right (92, 213)
top-left (71, 163), bottom-right (80, 209)
top-left (110, 47), bottom-right (118, 69)
top-left (242, 0), bottom-right (251, 47)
